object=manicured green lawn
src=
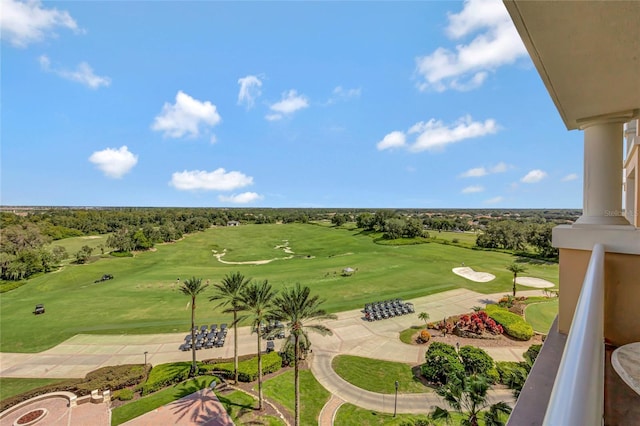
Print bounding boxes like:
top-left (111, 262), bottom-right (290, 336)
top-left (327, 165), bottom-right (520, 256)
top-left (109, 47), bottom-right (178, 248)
top-left (399, 326), bottom-right (423, 345)
top-left (217, 389), bottom-right (285, 426)
top-left (261, 369), bottom-right (330, 425)
top-left (525, 299), bottom-right (559, 333)
top-left (335, 403), bottom-right (464, 425)
top-left (111, 376), bottom-right (215, 425)
top-left (0, 378), bottom-right (68, 402)
top-left (332, 355), bottom-right (430, 394)
top-left (1, 224), bottom-right (558, 352)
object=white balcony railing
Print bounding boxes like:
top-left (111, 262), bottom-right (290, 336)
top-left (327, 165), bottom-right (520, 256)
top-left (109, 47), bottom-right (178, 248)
top-left (543, 243), bottom-right (605, 426)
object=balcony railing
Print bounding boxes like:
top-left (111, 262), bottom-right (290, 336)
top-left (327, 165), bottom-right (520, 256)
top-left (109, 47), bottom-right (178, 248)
top-left (543, 243), bottom-right (605, 425)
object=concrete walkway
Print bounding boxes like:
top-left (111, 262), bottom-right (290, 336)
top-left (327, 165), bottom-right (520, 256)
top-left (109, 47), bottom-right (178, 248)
top-left (0, 289), bottom-right (545, 424)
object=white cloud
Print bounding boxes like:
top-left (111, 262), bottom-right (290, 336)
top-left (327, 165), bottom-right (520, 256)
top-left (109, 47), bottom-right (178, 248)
top-left (1, 0), bottom-right (80, 47)
top-left (218, 192), bottom-right (263, 204)
top-left (376, 131), bottom-right (406, 151)
top-left (409, 115), bottom-right (498, 152)
top-left (266, 90), bottom-right (309, 120)
top-left (485, 196), bottom-right (504, 204)
top-left (462, 185), bottom-right (484, 194)
top-left (459, 161), bottom-right (508, 177)
top-left (89, 146), bottom-right (138, 179)
top-left (170, 168), bottom-right (253, 191)
top-left (152, 91), bottom-right (221, 138)
top-left (327, 86), bottom-right (361, 104)
top-left (460, 167), bottom-right (487, 178)
top-left (415, 0), bottom-right (527, 92)
top-left (562, 173), bottom-right (578, 182)
top-left (237, 75), bottom-right (262, 108)
top-left (521, 169), bottom-right (547, 183)
top-left (490, 162), bottom-right (508, 173)
top-left (39, 55), bottom-right (110, 89)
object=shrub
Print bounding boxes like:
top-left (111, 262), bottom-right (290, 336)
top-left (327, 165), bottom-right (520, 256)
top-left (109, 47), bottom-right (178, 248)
top-left (422, 343), bottom-right (464, 385)
top-left (459, 346), bottom-right (494, 375)
top-left (427, 342), bottom-right (458, 357)
top-left (485, 305), bottom-right (533, 341)
top-left (209, 352), bottom-right (282, 382)
top-left (421, 350), bottom-right (464, 385)
top-left (140, 362), bottom-right (191, 395)
top-left (455, 311), bottom-right (503, 335)
top-left (495, 361), bottom-right (530, 396)
top-left (110, 251), bottom-right (133, 257)
top-left (418, 330), bottom-right (431, 343)
top-left (486, 367), bottom-right (500, 384)
top-left (524, 344), bottom-right (542, 364)
top-left (113, 388), bottom-right (134, 401)
top-left (77, 364), bottom-right (148, 393)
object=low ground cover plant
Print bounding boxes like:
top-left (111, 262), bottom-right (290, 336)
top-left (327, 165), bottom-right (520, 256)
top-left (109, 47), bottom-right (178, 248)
top-left (208, 351), bottom-right (282, 382)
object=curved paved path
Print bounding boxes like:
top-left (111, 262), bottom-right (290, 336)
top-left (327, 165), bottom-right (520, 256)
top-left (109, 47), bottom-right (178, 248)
top-left (1, 289), bottom-right (546, 423)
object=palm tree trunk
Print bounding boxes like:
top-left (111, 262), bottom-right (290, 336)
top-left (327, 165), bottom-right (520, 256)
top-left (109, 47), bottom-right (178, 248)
top-left (512, 273), bottom-right (517, 297)
top-left (233, 310), bottom-right (239, 384)
top-left (257, 331), bottom-right (263, 410)
top-left (191, 296), bottom-right (196, 377)
top-left (294, 333), bottom-right (300, 426)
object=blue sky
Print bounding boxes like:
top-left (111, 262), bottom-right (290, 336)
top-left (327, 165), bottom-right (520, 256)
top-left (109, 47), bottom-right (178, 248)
top-left (1, 0), bottom-right (584, 208)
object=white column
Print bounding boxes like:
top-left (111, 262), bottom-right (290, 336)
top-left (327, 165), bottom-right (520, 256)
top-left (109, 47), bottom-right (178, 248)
top-left (574, 122), bottom-right (632, 227)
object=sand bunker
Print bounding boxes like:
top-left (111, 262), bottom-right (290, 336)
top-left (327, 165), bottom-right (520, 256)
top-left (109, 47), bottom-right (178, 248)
top-left (515, 277), bottom-right (555, 288)
top-left (212, 247), bottom-right (294, 265)
top-left (452, 267), bottom-right (496, 283)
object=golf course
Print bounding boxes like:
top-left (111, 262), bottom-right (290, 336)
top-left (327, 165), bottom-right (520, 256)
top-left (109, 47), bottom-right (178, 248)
top-left (0, 223), bottom-right (558, 353)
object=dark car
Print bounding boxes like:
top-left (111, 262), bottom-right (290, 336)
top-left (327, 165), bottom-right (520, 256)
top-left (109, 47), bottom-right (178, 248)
top-left (34, 304), bottom-right (45, 315)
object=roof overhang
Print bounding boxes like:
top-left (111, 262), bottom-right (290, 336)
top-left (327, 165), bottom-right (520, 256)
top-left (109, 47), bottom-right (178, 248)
top-left (504, 0), bottom-right (640, 130)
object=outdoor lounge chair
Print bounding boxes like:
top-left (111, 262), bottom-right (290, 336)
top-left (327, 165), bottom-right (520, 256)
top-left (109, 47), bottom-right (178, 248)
top-left (266, 341), bottom-right (275, 353)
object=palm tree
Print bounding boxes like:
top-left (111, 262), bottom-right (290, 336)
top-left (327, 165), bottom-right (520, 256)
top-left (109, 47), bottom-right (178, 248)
top-left (240, 279), bottom-right (277, 410)
top-left (506, 263), bottom-right (527, 297)
top-left (210, 271), bottom-right (250, 384)
top-left (178, 276), bottom-right (209, 377)
top-left (431, 372), bottom-right (512, 426)
top-left (270, 283), bottom-right (337, 426)
top-left (418, 311), bottom-right (430, 326)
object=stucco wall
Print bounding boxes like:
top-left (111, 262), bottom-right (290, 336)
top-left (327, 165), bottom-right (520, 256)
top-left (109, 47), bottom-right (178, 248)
top-left (558, 248), bottom-right (640, 346)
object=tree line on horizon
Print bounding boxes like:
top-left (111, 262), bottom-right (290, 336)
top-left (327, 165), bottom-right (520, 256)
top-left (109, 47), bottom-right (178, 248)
top-left (0, 208), bottom-right (570, 281)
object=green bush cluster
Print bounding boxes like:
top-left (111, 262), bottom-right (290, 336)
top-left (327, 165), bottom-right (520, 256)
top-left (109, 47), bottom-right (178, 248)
top-left (421, 342), bottom-right (464, 385)
top-left (77, 364), bottom-right (148, 393)
top-left (140, 362), bottom-right (192, 395)
top-left (524, 344), bottom-right (542, 364)
top-left (459, 346), bottom-right (494, 375)
top-left (113, 388), bottom-right (134, 401)
top-left (485, 305), bottom-right (533, 340)
top-left (210, 352), bottom-right (282, 382)
top-left (495, 361), bottom-right (530, 396)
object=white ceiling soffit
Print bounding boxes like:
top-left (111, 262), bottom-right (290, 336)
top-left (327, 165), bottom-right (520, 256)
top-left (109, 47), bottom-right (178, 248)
top-left (504, 0), bottom-right (640, 130)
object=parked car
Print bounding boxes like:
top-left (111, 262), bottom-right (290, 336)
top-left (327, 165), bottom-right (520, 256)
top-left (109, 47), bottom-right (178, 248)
top-left (34, 304), bottom-right (45, 315)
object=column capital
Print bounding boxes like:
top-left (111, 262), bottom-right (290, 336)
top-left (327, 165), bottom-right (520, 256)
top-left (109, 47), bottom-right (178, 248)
top-left (576, 109), bottom-right (639, 130)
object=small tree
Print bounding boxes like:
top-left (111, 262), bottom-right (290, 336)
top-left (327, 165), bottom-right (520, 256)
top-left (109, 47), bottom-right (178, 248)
top-left (75, 245), bottom-right (93, 264)
top-left (418, 311), bottom-right (430, 326)
top-left (506, 263), bottom-right (527, 297)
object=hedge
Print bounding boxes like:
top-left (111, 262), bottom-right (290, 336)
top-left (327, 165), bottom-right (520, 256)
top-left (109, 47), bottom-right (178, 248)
top-left (209, 352), bottom-right (282, 382)
top-left (485, 304), bottom-right (534, 341)
top-left (140, 362), bottom-right (192, 395)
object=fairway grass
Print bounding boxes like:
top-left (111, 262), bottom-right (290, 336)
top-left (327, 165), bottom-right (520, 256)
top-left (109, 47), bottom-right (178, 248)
top-left (1, 224), bottom-right (558, 352)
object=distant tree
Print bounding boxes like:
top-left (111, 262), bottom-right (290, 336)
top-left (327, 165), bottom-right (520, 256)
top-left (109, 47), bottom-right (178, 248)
top-left (179, 277), bottom-right (209, 376)
top-left (507, 263), bottom-right (527, 297)
top-left (106, 228), bottom-right (133, 253)
top-left (75, 245), bottom-right (93, 264)
top-left (383, 218), bottom-right (405, 239)
top-left (331, 214), bottom-right (347, 227)
top-left (210, 272), bottom-right (251, 384)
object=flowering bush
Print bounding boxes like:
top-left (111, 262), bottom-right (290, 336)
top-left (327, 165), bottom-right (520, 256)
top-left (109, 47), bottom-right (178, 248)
top-left (456, 311), bottom-right (503, 335)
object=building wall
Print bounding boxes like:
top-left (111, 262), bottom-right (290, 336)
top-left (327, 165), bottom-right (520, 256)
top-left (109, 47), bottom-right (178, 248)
top-left (558, 248), bottom-right (640, 346)
top-left (624, 143), bottom-right (638, 227)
